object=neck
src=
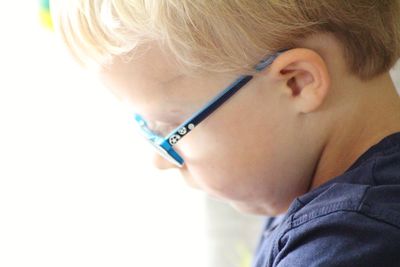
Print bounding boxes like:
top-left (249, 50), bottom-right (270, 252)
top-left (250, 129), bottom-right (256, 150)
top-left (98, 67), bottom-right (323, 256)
top-left (310, 73), bottom-right (400, 189)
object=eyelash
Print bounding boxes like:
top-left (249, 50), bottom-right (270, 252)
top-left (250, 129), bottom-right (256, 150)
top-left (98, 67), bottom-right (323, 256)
top-left (148, 121), bottom-right (178, 136)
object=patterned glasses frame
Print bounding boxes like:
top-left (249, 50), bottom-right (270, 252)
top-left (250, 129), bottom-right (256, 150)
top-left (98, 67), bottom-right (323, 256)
top-left (134, 50), bottom-right (287, 167)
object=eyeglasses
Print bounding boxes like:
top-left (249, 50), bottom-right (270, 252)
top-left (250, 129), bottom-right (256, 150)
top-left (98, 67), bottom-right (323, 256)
top-left (133, 50), bottom-right (286, 167)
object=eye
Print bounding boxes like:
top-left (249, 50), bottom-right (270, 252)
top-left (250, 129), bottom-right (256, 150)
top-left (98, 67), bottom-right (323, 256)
top-left (148, 120), bottom-right (179, 137)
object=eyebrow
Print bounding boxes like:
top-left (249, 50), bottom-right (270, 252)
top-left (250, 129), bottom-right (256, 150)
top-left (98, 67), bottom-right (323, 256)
top-left (144, 109), bottom-right (187, 126)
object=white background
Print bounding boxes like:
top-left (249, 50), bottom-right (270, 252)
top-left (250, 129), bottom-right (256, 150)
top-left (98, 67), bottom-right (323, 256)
top-left (0, 2), bottom-right (209, 267)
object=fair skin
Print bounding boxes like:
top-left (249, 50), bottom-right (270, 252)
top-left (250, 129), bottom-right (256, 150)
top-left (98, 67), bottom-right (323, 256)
top-left (99, 33), bottom-right (400, 215)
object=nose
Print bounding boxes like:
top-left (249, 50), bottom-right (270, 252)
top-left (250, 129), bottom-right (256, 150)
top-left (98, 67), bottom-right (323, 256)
top-left (152, 153), bottom-right (177, 170)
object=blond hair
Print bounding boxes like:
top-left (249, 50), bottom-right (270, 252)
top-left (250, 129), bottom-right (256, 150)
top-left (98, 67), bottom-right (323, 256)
top-left (52, 0), bottom-right (400, 79)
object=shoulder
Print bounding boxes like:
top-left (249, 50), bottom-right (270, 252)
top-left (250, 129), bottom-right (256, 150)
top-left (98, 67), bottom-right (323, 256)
top-left (271, 182), bottom-right (400, 267)
top-left (255, 135), bottom-right (400, 267)
top-left (291, 181), bottom-right (400, 230)
top-left (273, 209), bottom-right (400, 267)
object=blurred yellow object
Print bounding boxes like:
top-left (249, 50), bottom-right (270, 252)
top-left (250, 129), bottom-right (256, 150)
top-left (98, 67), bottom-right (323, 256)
top-left (39, 9), bottom-right (53, 30)
top-left (236, 242), bottom-right (253, 267)
top-left (39, 0), bottom-right (53, 30)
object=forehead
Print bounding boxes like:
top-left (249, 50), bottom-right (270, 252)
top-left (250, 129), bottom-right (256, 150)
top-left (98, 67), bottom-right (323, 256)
top-left (99, 44), bottom-right (180, 98)
top-left (98, 44), bottom-right (237, 122)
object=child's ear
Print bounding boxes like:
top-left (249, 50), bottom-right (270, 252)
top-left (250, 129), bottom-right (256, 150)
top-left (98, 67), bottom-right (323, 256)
top-left (267, 48), bottom-right (331, 114)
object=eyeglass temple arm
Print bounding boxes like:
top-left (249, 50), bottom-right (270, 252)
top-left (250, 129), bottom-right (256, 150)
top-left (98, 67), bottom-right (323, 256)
top-left (164, 50), bottom-right (287, 146)
top-left (165, 75), bottom-right (252, 144)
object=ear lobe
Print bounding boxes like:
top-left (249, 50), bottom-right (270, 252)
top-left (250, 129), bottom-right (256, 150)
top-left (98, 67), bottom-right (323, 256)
top-left (268, 48), bottom-right (330, 114)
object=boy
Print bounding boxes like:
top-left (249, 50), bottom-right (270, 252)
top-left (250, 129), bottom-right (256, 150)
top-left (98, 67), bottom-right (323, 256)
top-left (51, 1), bottom-right (400, 266)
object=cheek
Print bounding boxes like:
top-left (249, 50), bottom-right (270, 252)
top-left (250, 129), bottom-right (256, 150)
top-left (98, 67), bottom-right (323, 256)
top-left (174, 89), bottom-right (299, 202)
top-left (177, 122), bottom-right (279, 200)
top-left (177, 121), bottom-right (312, 211)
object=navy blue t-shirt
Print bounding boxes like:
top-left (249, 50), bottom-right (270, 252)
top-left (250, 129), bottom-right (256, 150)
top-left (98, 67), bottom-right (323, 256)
top-left (253, 132), bottom-right (400, 267)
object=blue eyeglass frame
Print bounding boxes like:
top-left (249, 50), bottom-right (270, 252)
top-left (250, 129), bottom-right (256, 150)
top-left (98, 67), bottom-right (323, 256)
top-left (134, 50), bottom-right (287, 167)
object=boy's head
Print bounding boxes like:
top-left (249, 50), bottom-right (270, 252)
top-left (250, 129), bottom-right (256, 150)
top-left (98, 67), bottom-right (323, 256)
top-left (52, 0), bottom-right (400, 215)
